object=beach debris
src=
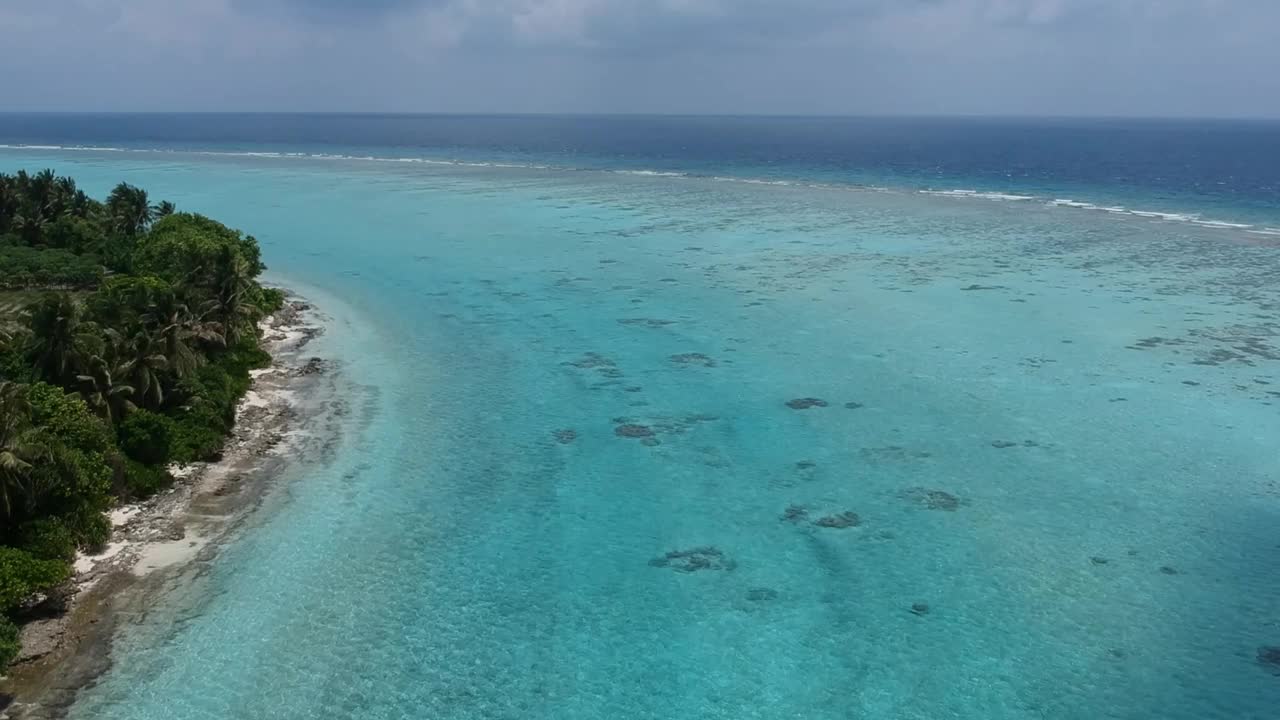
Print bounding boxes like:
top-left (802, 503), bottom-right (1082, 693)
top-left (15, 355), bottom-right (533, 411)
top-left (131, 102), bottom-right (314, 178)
top-left (900, 487), bottom-right (963, 511)
top-left (781, 504), bottom-right (809, 523)
top-left (746, 587), bottom-right (779, 603)
top-left (910, 603), bottom-right (930, 616)
top-left (814, 511), bottom-right (861, 529)
top-left (786, 397), bottom-right (829, 410)
top-left (553, 429), bottom-right (577, 444)
top-left (1258, 646), bottom-right (1280, 675)
top-left (649, 547), bottom-right (735, 573)
top-left (670, 352), bottom-right (716, 367)
top-left (615, 423), bottom-right (656, 438)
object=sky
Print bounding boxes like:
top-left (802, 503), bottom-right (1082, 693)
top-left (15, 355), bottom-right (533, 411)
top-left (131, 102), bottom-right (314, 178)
top-left (2, 0), bottom-right (1278, 117)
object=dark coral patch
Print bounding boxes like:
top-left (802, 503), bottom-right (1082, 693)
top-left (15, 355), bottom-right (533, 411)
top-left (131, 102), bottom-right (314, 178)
top-left (618, 318), bottom-right (677, 328)
top-left (814, 511), bottom-right (861, 529)
top-left (901, 487), bottom-right (962, 511)
top-left (781, 504), bottom-right (809, 523)
top-left (649, 547), bottom-right (735, 573)
top-left (1258, 646), bottom-right (1280, 675)
top-left (863, 446), bottom-right (932, 462)
top-left (568, 352), bottom-right (615, 369)
top-left (786, 397), bottom-right (829, 410)
top-left (553, 429), bottom-right (577, 444)
top-left (671, 353), bottom-right (717, 368)
top-left (615, 424), bottom-right (656, 438)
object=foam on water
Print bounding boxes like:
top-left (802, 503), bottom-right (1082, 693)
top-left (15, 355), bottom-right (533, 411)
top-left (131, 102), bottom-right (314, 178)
top-left (2, 147), bottom-right (1279, 720)
top-left (2, 143), bottom-right (1271, 234)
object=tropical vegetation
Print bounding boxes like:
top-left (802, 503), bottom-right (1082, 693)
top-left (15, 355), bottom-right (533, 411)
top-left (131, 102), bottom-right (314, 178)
top-left (0, 170), bottom-right (282, 670)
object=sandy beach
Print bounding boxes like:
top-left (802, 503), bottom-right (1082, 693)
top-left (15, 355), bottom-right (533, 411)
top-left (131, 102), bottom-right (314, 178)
top-left (0, 294), bottom-right (340, 720)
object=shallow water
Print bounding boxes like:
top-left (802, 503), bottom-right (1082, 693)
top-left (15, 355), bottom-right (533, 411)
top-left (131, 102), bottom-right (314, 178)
top-left (4, 147), bottom-right (1280, 719)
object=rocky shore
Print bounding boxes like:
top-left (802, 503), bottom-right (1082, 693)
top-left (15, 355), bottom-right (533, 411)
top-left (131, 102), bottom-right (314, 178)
top-left (0, 294), bottom-right (336, 719)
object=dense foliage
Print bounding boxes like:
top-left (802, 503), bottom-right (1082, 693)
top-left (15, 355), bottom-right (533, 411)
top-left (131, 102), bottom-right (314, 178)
top-left (0, 170), bottom-right (282, 670)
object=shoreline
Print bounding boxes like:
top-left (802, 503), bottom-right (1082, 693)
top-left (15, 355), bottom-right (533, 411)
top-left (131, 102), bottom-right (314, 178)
top-left (0, 292), bottom-right (338, 719)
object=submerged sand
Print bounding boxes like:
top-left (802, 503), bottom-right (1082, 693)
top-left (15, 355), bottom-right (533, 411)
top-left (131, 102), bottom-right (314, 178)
top-left (0, 294), bottom-right (344, 719)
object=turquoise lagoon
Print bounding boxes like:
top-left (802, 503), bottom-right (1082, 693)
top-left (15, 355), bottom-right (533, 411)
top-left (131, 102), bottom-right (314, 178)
top-left (3, 147), bottom-right (1279, 719)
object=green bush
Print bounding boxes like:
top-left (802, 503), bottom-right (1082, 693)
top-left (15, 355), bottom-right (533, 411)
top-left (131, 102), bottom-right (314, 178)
top-left (255, 286), bottom-right (286, 315)
top-left (28, 383), bottom-right (113, 455)
top-left (0, 617), bottom-right (19, 670)
top-left (0, 547), bottom-right (70, 610)
top-left (21, 385), bottom-right (115, 550)
top-left (169, 403), bottom-right (231, 463)
top-left (45, 216), bottom-right (107, 254)
top-left (119, 409), bottom-right (174, 466)
top-left (135, 213), bottom-right (264, 284)
top-left (15, 519), bottom-right (77, 562)
top-left (0, 548), bottom-right (71, 672)
top-left (122, 459), bottom-right (173, 499)
top-left (0, 246), bottom-right (103, 289)
top-left (0, 343), bottom-right (35, 384)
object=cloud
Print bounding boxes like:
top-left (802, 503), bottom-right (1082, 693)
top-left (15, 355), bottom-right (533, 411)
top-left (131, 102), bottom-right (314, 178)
top-left (1, 0), bottom-right (1278, 115)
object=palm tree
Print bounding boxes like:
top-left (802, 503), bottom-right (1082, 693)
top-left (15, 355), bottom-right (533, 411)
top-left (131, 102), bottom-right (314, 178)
top-left (0, 174), bottom-right (17, 233)
top-left (107, 182), bottom-right (156, 237)
top-left (11, 211), bottom-right (49, 246)
top-left (77, 356), bottom-right (135, 425)
top-left (154, 200), bottom-right (176, 219)
top-left (205, 245), bottom-right (259, 345)
top-left (109, 329), bottom-right (168, 409)
top-left (26, 169), bottom-right (57, 219)
top-left (0, 382), bottom-right (47, 521)
top-left (46, 175), bottom-right (79, 220)
top-left (144, 292), bottom-right (221, 378)
top-left (24, 293), bottom-right (100, 385)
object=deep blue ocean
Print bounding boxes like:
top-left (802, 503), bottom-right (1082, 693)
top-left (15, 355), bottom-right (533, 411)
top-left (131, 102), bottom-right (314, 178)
top-left (2, 114), bottom-right (1278, 227)
top-left (2, 115), bottom-right (1279, 720)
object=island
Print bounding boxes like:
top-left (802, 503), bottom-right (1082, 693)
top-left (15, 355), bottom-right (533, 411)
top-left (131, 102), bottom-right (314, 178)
top-left (0, 170), bottom-right (284, 673)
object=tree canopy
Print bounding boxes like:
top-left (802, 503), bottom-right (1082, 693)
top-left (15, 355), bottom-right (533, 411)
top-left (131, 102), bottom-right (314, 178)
top-left (0, 171), bottom-right (282, 671)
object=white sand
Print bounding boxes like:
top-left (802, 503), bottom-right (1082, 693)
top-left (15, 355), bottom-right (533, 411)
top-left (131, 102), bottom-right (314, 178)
top-left (73, 541), bottom-right (130, 575)
top-left (131, 535), bottom-right (208, 576)
top-left (110, 506), bottom-right (142, 528)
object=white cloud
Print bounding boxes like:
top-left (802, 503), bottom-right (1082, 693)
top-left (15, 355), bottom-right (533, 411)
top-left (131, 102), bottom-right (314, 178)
top-left (1, 0), bottom-right (1277, 115)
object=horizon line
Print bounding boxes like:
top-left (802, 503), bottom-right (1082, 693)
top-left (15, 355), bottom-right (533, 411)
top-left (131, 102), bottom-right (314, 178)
top-left (1, 111), bottom-right (1279, 123)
